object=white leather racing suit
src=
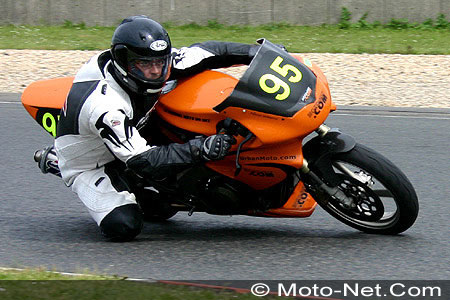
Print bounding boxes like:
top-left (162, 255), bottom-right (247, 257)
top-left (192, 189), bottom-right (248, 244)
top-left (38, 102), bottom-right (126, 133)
top-left (54, 41), bottom-right (257, 224)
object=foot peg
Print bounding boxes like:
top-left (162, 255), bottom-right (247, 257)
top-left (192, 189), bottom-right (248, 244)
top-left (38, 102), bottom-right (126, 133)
top-left (34, 146), bottom-right (61, 177)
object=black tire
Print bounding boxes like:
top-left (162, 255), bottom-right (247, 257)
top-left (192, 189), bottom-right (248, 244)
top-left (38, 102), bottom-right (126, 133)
top-left (312, 143), bottom-right (418, 234)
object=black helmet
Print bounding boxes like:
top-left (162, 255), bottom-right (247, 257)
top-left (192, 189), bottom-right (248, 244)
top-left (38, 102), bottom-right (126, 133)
top-left (110, 16), bottom-right (172, 94)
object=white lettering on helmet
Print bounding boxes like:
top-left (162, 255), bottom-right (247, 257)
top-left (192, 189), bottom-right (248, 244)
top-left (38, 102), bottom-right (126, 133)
top-left (150, 40), bottom-right (168, 51)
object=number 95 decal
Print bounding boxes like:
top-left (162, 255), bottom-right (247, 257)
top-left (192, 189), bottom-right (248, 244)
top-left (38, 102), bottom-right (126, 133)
top-left (259, 56), bottom-right (303, 101)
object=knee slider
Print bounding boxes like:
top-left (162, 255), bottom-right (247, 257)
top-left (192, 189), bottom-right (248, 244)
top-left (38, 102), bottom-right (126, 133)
top-left (100, 204), bottom-right (143, 242)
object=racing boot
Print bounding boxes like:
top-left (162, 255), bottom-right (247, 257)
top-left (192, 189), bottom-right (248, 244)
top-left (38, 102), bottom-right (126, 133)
top-left (34, 146), bottom-right (61, 177)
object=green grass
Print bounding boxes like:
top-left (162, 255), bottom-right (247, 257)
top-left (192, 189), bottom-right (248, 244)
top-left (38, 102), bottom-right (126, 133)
top-left (1, 23), bottom-right (450, 54)
top-left (0, 268), bottom-right (117, 280)
top-left (0, 281), bottom-right (275, 300)
top-left (0, 24), bottom-right (113, 50)
top-left (0, 269), bottom-right (282, 299)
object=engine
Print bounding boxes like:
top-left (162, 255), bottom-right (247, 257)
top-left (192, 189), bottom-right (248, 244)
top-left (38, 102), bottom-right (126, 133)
top-left (177, 166), bottom-right (248, 215)
top-left (176, 165), bottom-right (296, 215)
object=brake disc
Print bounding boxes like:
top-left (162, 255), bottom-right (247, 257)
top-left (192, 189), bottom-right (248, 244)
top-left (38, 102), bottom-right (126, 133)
top-left (331, 174), bottom-right (384, 222)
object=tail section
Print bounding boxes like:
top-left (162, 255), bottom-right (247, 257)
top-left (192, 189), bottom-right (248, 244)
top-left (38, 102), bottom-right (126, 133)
top-left (21, 77), bottom-right (74, 137)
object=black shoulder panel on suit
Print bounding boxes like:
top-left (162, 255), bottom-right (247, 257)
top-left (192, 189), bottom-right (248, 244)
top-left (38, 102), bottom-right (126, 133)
top-left (56, 80), bottom-right (100, 137)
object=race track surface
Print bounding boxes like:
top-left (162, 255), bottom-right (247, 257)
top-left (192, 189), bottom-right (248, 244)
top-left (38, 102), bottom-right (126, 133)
top-left (0, 94), bottom-right (449, 280)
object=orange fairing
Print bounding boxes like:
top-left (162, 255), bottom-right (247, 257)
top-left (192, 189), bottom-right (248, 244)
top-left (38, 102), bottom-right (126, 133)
top-left (206, 138), bottom-right (304, 190)
top-left (158, 69), bottom-right (332, 146)
top-left (157, 71), bottom-right (238, 136)
top-left (21, 77), bottom-right (74, 119)
top-left (250, 181), bottom-right (317, 217)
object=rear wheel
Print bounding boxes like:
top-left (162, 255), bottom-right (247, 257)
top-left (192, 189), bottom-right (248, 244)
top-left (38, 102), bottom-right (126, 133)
top-left (309, 143), bottom-right (418, 234)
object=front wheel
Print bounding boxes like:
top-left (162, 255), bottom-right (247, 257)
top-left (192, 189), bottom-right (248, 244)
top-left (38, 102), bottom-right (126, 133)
top-left (309, 143), bottom-right (418, 234)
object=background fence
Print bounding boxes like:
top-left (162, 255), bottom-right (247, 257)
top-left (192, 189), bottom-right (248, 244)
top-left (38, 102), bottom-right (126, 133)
top-left (1, 0), bottom-right (450, 26)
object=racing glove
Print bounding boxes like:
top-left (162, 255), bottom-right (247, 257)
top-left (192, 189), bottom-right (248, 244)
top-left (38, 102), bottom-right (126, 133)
top-left (126, 134), bottom-right (235, 180)
top-left (200, 133), bottom-right (236, 161)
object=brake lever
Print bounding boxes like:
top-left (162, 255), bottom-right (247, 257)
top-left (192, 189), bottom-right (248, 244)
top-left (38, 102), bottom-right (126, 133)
top-left (216, 118), bottom-right (254, 176)
top-left (234, 131), bottom-right (254, 177)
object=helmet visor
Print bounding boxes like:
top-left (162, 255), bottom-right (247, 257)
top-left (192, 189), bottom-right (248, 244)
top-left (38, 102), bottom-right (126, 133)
top-left (129, 56), bottom-right (167, 81)
top-left (126, 49), bottom-right (171, 83)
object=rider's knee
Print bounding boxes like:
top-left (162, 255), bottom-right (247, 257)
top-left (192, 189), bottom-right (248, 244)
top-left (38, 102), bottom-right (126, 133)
top-left (99, 204), bottom-right (143, 242)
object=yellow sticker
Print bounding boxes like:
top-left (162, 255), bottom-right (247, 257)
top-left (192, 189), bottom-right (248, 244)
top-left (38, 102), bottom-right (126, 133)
top-left (42, 112), bottom-right (59, 137)
top-left (258, 56), bottom-right (303, 101)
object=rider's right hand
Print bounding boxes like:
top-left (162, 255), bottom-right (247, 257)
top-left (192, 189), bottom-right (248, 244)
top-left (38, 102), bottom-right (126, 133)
top-left (189, 134), bottom-right (236, 161)
top-left (201, 133), bottom-right (236, 161)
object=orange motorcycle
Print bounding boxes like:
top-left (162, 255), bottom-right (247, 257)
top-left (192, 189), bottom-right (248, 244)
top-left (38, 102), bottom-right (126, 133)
top-left (22, 39), bottom-right (418, 234)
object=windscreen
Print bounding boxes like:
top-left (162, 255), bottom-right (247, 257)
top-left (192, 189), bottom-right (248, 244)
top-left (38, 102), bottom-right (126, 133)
top-left (214, 39), bottom-right (317, 117)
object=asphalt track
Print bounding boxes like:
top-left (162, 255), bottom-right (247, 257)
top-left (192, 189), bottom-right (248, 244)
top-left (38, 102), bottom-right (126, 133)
top-left (0, 93), bottom-right (449, 281)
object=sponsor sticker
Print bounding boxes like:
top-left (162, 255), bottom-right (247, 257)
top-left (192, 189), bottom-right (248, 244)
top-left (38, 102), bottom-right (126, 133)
top-left (301, 86), bottom-right (312, 102)
top-left (150, 40), bottom-right (168, 51)
top-left (111, 120), bottom-right (121, 127)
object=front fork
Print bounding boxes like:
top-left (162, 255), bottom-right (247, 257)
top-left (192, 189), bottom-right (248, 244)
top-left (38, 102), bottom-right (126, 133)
top-left (300, 124), bottom-right (356, 209)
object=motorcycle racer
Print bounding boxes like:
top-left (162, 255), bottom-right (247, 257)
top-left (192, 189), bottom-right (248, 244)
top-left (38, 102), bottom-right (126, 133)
top-left (26, 28), bottom-right (419, 239)
top-left (50, 15), bottom-right (260, 241)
